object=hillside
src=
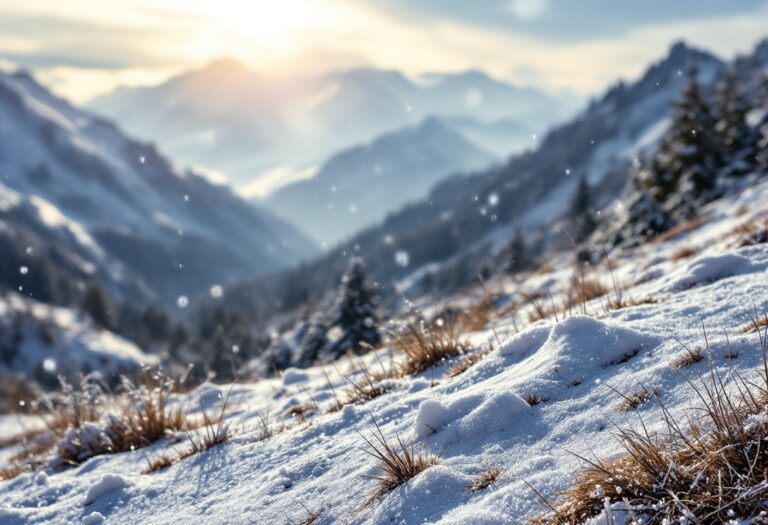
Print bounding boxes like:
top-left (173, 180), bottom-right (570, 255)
top-left (0, 69), bottom-right (316, 307)
top-left (266, 117), bottom-right (496, 245)
top-left (220, 41), bottom-right (730, 315)
top-left (1, 163), bottom-right (767, 524)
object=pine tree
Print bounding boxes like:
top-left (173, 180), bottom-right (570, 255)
top-left (613, 163), bottom-right (676, 246)
top-left (507, 227), bottom-right (528, 273)
top-left (295, 316), bottom-right (328, 368)
top-left (569, 175), bottom-right (597, 242)
top-left (80, 285), bottom-right (111, 330)
top-left (645, 66), bottom-right (719, 214)
top-left (329, 258), bottom-right (380, 356)
top-left (715, 68), bottom-right (758, 177)
top-left (758, 73), bottom-right (768, 173)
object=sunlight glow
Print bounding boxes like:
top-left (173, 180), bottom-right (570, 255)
top-left (177, 0), bottom-right (319, 52)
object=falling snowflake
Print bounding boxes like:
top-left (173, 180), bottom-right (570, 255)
top-left (210, 285), bottom-right (223, 298)
top-left (43, 358), bottom-right (57, 373)
top-left (19, 266), bottom-right (28, 275)
top-left (487, 192), bottom-right (499, 207)
top-left (395, 250), bottom-right (410, 267)
top-left (177, 296), bottom-right (189, 308)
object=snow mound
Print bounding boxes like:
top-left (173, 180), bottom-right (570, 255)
top-left (415, 399), bottom-right (453, 439)
top-left (281, 368), bottom-right (309, 386)
top-left (498, 323), bottom-right (552, 359)
top-left (82, 474), bottom-right (128, 506)
top-left (507, 316), bottom-right (657, 398)
top-left (662, 253), bottom-right (753, 292)
top-left (82, 512), bottom-right (105, 525)
top-left (415, 390), bottom-right (530, 442)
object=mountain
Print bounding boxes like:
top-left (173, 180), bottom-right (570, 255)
top-left (0, 69), bottom-right (316, 307)
top-left (220, 41), bottom-right (731, 315)
top-left (265, 117), bottom-right (496, 245)
top-left (0, 290), bottom-right (156, 386)
top-left (87, 61), bottom-right (576, 195)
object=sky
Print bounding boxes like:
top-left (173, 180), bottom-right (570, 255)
top-left (1, 0), bottom-right (768, 103)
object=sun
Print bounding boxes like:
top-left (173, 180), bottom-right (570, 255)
top-left (183, 0), bottom-right (318, 51)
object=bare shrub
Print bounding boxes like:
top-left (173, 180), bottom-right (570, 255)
top-left (448, 345), bottom-right (493, 378)
top-left (533, 327), bottom-right (768, 524)
top-left (394, 311), bottom-right (470, 376)
top-left (360, 419), bottom-right (439, 508)
top-left (468, 468), bottom-right (503, 492)
top-left (668, 246), bottom-right (699, 261)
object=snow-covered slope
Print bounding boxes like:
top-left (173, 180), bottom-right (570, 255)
top-left (87, 61), bottom-right (574, 194)
top-left (0, 69), bottom-right (317, 306)
top-left (0, 291), bottom-right (156, 383)
top-left (225, 41), bottom-right (728, 313)
top-left (1, 157), bottom-right (767, 525)
top-left (266, 117), bottom-right (497, 245)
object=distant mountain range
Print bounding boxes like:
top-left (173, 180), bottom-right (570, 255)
top-left (265, 117), bottom-right (496, 245)
top-left (87, 60), bottom-right (576, 196)
top-left (0, 69), bottom-right (317, 307)
top-left (223, 40), bottom-right (763, 316)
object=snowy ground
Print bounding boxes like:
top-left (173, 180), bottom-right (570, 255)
top-left (1, 180), bottom-right (768, 524)
top-left (0, 293), bottom-right (156, 380)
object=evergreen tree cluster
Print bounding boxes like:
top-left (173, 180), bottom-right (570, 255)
top-left (261, 257), bottom-right (381, 374)
top-left (625, 66), bottom-right (767, 240)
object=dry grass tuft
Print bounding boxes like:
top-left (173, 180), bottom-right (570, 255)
top-left (282, 403), bottom-right (318, 422)
top-left (673, 346), bottom-right (704, 368)
top-left (144, 390), bottom-right (231, 473)
top-left (525, 393), bottom-right (548, 406)
top-left (58, 370), bottom-right (189, 465)
top-left (360, 419), bottom-right (439, 507)
top-left (143, 452), bottom-right (178, 473)
top-left (568, 277), bottom-right (608, 309)
top-left (669, 246), bottom-right (699, 262)
top-left (185, 395), bottom-right (231, 455)
top-left (294, 503), bottom-right (321, 525)
top-left (468, 468), bottom-right (504, 492)
top-left (459, 293), bottom-right (497, 332)
top-left (734, 215), bottom-right (768, 247)
top-left (0, 463), bottom-right (27, 480)
top-left (653, 216), bottom-right (705, 243)
top-left (739, 311), bottom-right (768, 334)
top-left (0, 374), bottom-right (40, 414)
top-left (605, 294), bottom-right (657, 312)
top-left (341, 361), bottom-right (391, 405)
top-left (394, 311), bottom-right (470, 376)
top-left (533, 326), bottom-right (768, 524)
top-left (616, 387), bottom-right (657, 411)
top-left (448, 345), bottom-right (493, 378)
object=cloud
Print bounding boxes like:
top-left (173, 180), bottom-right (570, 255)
top-left (507, 0), bottom-right (547, 21)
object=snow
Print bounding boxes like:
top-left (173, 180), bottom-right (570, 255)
top-left (82, 474), bottom-right (128, 506)
top-left (0, 293), bottom-right (156, 378)
top-left (661, 252), bottom-right (756, 291)
top-left (2, 145), bottom-right (768, 524)
top-left (81, 512), bottom-right (105, 525)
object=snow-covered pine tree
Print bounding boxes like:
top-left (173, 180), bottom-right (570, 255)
top-left (507, 227), bottom-right (528, 273)
top-left (568, 174), bottom-right (597, 242)
top-left (295, 316), bottom-right (328, 368)
top-left (329, 257), bottom-right (380, 357)
top-left (757, 73), bottom-right (768, 173)
top-left (81, 285), bottom-right (112, 330)
top-left (715, 68), bottom-right (758, 177)
top-left (645, 66), bottom-right (719, 216)
top-left (611, 161), bottom-right (676, 246)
